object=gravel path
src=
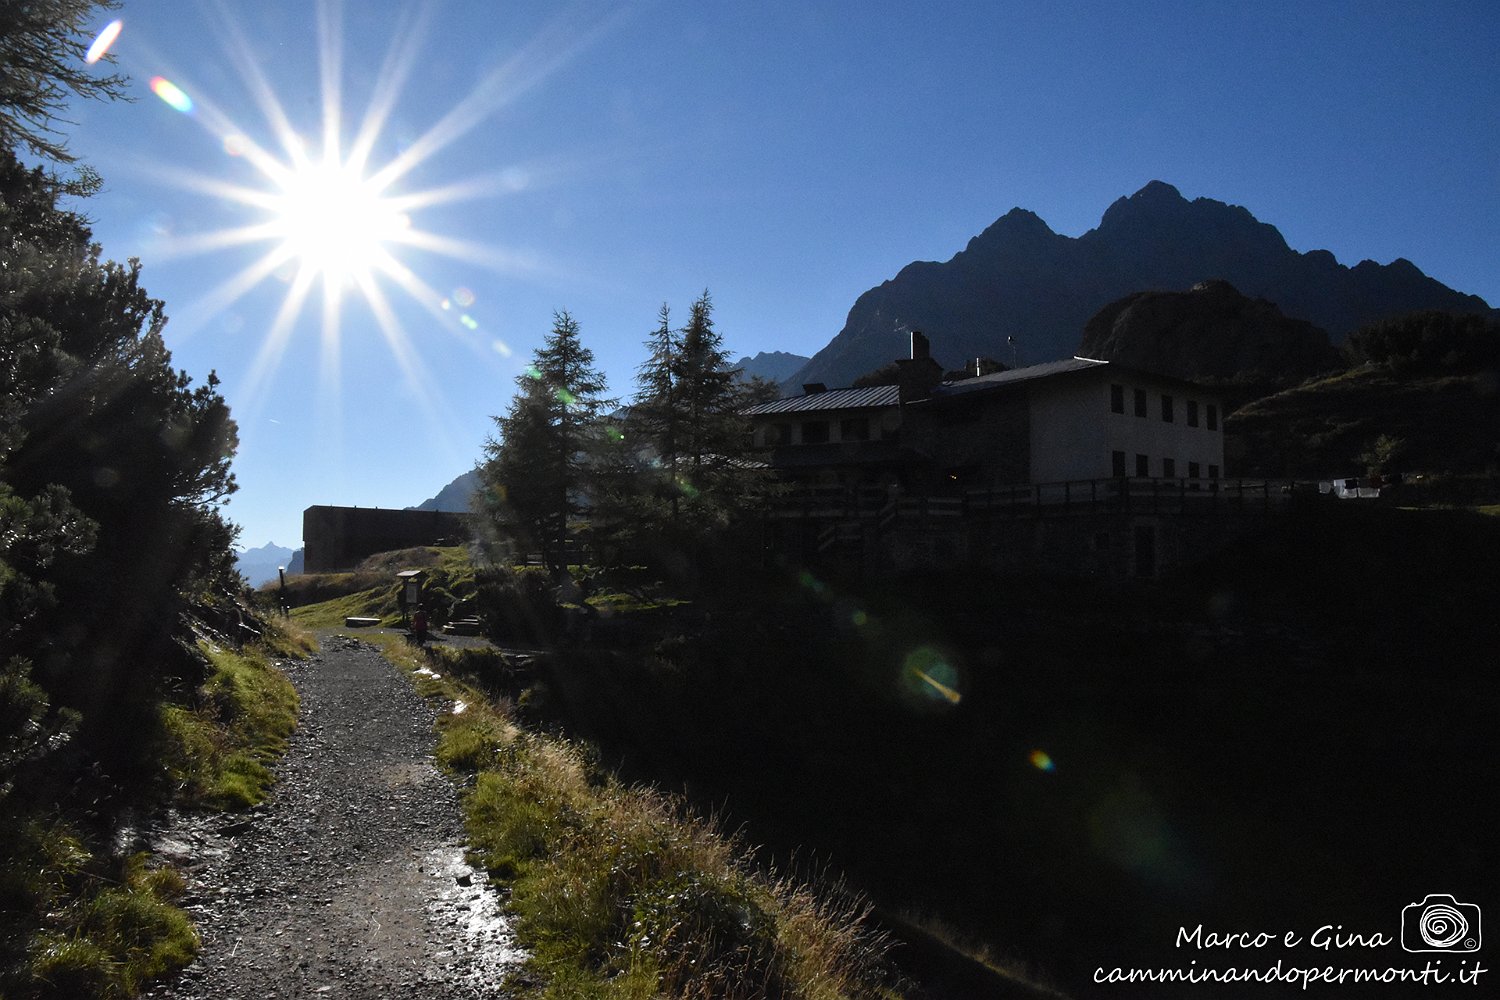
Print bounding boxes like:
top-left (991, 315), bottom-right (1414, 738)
top-left (144, 636), bottom-right (522, 1000)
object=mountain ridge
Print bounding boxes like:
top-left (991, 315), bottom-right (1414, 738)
top-left (784, 182), bottom-right (1494, 389)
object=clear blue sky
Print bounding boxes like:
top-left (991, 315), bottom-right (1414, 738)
top-left (59, 0), bottom-right (1499, 549)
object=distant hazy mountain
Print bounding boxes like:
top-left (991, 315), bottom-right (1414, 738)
top-left (410, 470), bottom-right (481, 513)
top-left (785, 181), bottom-right (1495, 389)
top-left (235, 542), bottom-right (296, 588)
top-left (734, 350), bottom-right (809, 383)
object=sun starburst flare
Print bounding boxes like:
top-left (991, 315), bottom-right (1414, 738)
top-left (107, 1), bottom-right (621, 429)
top-left (265, 155), bottom-right (411, 283)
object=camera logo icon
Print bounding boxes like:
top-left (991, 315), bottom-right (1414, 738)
top-left (1401, 895), bottom-right (1481, 953)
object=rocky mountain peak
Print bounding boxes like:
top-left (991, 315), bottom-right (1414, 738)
top-left (780, 183), bottom-right (1495, 391)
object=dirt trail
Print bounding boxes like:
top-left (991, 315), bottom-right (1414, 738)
top-left (145, 637), bottom-right (521, 1000)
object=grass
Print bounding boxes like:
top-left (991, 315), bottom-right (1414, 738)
top-left (1227, 363), bottom-right (1500, 478)
top-left (360, 630), bottom-right (902, 999)
top-left (0, 623), bottom-right (308, 998)
top-left (158, 640), bottom-right (300, 810)
top-left (286, 546), bottom-right (481, 629)
top-left (24, 855), bottom-right (199, 1000)
top-left (290, 585), bottom-right (395, 629)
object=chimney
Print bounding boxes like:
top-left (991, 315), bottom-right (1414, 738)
top-left (973, 357), bottom-right (982, 377)
top-left (910, 330), bottom-right (930, 361)
top-left (895, 330), bottom-right (943, 404)
top-left (801, 383), bottom-right (826, 395)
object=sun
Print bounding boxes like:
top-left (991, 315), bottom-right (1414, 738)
top-left (266, 155), bottom-right (410, 283)
top-left (125, 1), bottom-right (625, 422)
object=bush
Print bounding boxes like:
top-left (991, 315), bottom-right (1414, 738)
top-left (473, 566), bottom-right (564, 644)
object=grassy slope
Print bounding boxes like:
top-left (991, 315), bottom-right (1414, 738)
top-left (1227, 363), bottom-right (1500, 478)
top-left (286, 546), bottom-right (477, 629)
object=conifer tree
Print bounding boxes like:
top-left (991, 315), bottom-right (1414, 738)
top-left (623, 290), bottom-right (771, 561)
top-left (627, 303), bottom-right (683, 520)
top-left (1, 147), bottom-right (240, 730)
top-left (672, 290), bottom-right (763, 520)
top-left (0, 0), bottom-right (127, 165)
top-left (478, 311), bottom-right (608, 569)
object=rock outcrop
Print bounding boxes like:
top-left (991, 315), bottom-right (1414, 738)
top-left (1078, 280), bottom-right (1339, 385)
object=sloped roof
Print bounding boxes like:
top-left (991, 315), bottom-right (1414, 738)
top-left (743, 384), bottom-right (901, 416)
top-left (933, 357), bottom-right (1108, 397)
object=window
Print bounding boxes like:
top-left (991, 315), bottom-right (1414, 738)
top-left (1162, 457), bottom-right (1176, 478)
top-left (801, 420), bottom-right (829, 444)
top-left (1187, 400), bottom-right (1199, 427)
top-left (1135, 453), bottom-right (1149, 477)
top-left (839, 416), bottom-right (870, 441)
top-left (763, 423), bottom-right (792, 447)
top-left (1110, 384), bottom-right (1125, 414)
top-left (1161, 394), bottom-right (1174, 423)
top-left (1207, 404), bottom-right (1218, 431)
top-left (1208, 464), bottom-right (1220, 479)
top-left (1188, 461), bottom-right (1200, 479)
top-left (1133, 388), bottom-right (1147, 417)
top-left (1112, 450), bottom-right (1126, 477)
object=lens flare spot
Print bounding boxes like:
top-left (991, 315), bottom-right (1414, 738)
top-left (86, 20), bottom-right (123, 64)
top-left (150, 77), bottom-right (194, 114)
top-left (223, 133), bottom-right (248, 157)
top-left (440, 298), bottom-right (452, 310)
top-left (555, 388), bottom-right (577, 406)
top-left (524, 365), bottom-right (543, 380)
top-left (605, 426), bottom-right (625, 442)
top-left (459, 314), bottom-right (479, 330)
top-left (491, 340), bottom-right (512, 357)
top-left (453, 286), bottom-right (476, 307)
top-left (798, 570), bottom-right (826, 593)
top-left (1029, 749), bottom-right (1055, 772)
top-left (902, 648), bottom-right (962, 705)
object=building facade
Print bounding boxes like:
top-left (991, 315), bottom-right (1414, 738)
top-left (745, 354), bottom-right (1226, 493)
top-left (742, 340), bottom-right (1240, 579)
top-left (302, 506), bottom-right (472, 573)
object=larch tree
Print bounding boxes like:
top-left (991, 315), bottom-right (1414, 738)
top-left (672, 290), bottom-right (765, 521)
top-left (477, 311), bottom-right (609, 570)
top-left (626, 303), bottom-right (684, 520)
top-left (621, 290), bottom-right (773, 574)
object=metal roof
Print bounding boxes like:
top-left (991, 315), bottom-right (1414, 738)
top-left (933, 357), bottom-right (1108, 397)
top-left (743, 384), bottom-right (901, 416)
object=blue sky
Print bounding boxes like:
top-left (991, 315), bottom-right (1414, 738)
top-left (59, 0), bottom-right (1499, 549)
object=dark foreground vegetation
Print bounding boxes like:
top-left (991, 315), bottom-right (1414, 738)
top-left (383, 500), bottom-right (1495, 998)
top-left (2, 11), bottom-right (313, 992)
